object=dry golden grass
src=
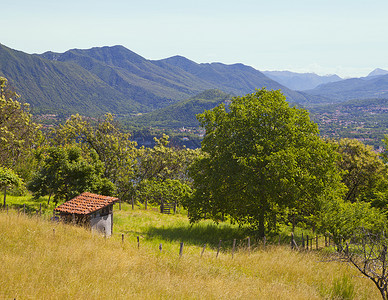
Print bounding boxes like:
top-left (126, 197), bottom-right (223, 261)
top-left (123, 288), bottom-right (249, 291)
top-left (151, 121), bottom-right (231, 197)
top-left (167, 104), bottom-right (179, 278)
top-left (0, 210), bottom-right (380, 299)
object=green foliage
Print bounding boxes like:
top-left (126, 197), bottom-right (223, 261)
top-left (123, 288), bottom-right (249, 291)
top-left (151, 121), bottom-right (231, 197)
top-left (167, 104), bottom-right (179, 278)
top-left (335, 138), bottom-right (388, 203)
top-left (135, 134), bottom-right (198, 182)
top-left (136, 178), bottom-right (192, 207)
top-left (28, 145), bottom-right (115, 203)
top-left (0, 76), bottom-right (41, 168)
top-left (187, 89), bottom-right (344, 236)
top-left (134, 134), bottom-right (198, 206)
top-left (318, 197), bottom-right (387, 245)
top-left (0, 166), bottom-right (23, 189)
top-left (51, 114), bottom-right (137, 200)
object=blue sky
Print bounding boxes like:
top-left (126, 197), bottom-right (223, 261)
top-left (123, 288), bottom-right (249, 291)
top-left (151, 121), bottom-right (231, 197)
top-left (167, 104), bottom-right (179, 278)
top-left (2, 0), bottom-right (388, 78)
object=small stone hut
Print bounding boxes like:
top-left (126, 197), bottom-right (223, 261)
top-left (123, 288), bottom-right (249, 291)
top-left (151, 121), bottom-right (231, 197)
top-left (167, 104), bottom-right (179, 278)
top-left (54, 192), bottom-right (119, 236)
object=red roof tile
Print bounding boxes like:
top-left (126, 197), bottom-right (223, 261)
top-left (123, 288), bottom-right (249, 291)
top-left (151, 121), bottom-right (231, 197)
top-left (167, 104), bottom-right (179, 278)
top-left (55, 192), bottom-right (119, 215)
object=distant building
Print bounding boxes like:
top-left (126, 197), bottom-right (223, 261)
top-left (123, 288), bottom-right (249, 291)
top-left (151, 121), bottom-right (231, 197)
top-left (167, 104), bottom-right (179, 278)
top-left (54, 192), bottom-right (119, 236)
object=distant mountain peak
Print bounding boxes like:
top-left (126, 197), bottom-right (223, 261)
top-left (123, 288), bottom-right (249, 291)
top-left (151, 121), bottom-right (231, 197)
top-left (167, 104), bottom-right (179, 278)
top-left (368, 68), bottom-right (388, 77)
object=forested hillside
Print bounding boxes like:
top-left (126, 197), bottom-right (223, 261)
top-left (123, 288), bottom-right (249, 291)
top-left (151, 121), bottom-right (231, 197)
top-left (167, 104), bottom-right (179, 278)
top-left (0, 44), bottom-right (138, 115)
top-left (126, 89), bottom-right (232, 128)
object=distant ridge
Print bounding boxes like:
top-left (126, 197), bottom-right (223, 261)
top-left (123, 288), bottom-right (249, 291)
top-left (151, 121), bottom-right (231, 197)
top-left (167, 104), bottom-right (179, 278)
top-left (263, 70), bottom-right (342, 91)
top-left (304, 74), bottom-right (388, 102)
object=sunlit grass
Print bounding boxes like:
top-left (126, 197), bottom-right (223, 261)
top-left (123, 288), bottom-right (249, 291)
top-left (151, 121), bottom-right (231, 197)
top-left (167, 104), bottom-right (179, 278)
top-left (0, 207), bottom-right (380, 299)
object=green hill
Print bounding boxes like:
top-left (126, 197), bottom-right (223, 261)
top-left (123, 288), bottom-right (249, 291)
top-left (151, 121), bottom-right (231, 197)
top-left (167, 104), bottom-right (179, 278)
top-left (128, 89), bottom-right (232, 128)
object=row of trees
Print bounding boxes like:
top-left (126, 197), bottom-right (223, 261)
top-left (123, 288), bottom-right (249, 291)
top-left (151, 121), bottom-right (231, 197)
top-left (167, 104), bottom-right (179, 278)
top-left (2, 76), bottom-right (388, 242)
top-left (3, 77), bottom-right (388, 298)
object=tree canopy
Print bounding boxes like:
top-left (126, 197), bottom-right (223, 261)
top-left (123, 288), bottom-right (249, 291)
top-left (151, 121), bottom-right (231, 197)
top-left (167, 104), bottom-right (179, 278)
top-left (28, 145), bottom-right (115, 203)
top-left (50, 114), bottom-right (137, 200)
top-left (187, 89), bottom-right (343, 236)
top-left (335, 138), bottom-right (388, 203)
top-left (0, 77), bottom-right (40, 168)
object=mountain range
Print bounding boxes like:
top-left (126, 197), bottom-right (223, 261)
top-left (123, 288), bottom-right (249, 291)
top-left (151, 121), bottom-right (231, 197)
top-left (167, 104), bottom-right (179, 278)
top-left (1, 43), bottom-right (388, 120)
top-left (304, 74), bottom-right (388, 102)
top-left (0, 43), bottom-right (312, 115)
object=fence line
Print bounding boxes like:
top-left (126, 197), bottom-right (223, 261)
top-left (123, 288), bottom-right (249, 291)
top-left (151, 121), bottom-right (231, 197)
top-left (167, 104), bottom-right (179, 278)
top-left (1, 206), bottom-right (338, 259)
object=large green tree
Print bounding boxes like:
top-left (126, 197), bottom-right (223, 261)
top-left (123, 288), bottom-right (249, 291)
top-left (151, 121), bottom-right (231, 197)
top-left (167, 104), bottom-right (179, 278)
top-left (187, 89), bottom-right (343, 236)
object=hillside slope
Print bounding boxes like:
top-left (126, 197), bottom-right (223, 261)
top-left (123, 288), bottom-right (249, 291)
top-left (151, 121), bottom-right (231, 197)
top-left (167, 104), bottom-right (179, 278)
top-left (0, 209), bottom-right (379, 299)
top-left (128, 89), bottom-right (232, 128)
top-left (0, 44), bottom-right (139, 115)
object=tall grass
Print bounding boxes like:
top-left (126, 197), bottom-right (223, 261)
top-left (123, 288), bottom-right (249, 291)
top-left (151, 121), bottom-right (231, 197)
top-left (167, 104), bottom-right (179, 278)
top-left (0, 208), bottom-right (379, 299)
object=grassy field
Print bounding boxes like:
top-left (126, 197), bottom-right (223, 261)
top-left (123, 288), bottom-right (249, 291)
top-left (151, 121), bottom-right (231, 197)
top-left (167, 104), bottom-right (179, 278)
top-left (0, 198), bottom-right (381, 299)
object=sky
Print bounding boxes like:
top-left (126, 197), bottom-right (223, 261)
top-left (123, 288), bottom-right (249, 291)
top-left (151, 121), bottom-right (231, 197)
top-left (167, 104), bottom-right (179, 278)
top-left (2, 0), bottom-right (388, 78)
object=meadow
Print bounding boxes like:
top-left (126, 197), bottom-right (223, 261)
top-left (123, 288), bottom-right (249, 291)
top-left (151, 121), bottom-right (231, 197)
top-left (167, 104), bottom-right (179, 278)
top-left (0, 198), bottom-right (381, 299)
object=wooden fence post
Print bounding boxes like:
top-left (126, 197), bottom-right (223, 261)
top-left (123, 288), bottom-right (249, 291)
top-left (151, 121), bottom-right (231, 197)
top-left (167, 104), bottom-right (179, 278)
top-left (302, 233), bottom-right (305, 249)
top-left (39, 203), bottom-right (42, 215)
top-left (159, 243), bottom-right (162, 252)
top-left (119, 199), bottom-right (121, 210)
top-left (316, 235), bottom-right (318, 250)
top-left (137, 236), bottom-right (140, 249)
top-left (23, 204), bottom-right (26, 214)
top-left (306, 235), bottom-right (309, 250)
top-left (232, 239), bottom-right (236, 258)
top-left (179, 242), bottom-right (184, 257)
top-left (216, 240), bottom-right (222, 258)
top-left (201, 244), bottom-right (206, 258)
top-left (247, 237), bottom-right (251, 253)
top-left (122, 233), bottom-right (124, 243)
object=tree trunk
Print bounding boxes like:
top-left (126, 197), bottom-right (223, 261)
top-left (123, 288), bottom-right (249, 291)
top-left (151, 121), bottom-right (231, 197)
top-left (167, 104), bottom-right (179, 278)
top-left (258, 209), bottom-right (265, 238)
top-left (3, 186), bottom-right (7, 208)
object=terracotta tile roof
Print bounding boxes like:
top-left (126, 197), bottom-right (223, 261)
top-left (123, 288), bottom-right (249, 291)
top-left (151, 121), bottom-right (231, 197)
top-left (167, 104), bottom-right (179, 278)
top-left (55, 192), bottom-right (119, 215)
